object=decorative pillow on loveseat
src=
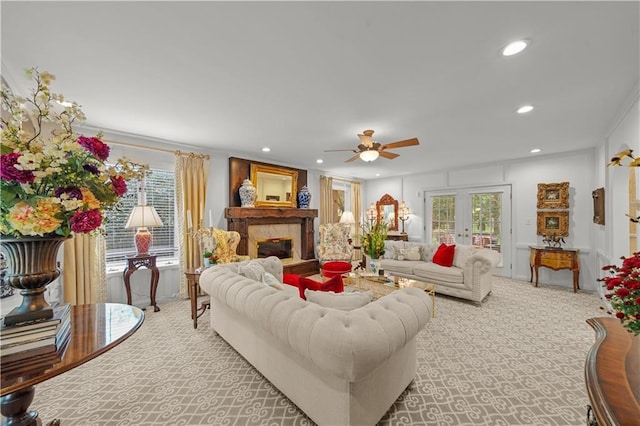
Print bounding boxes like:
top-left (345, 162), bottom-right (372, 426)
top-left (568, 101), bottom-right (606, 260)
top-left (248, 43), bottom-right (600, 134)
top-left (304, 290), bottom-right (373, 310)
top-left (297, 275), bottom-right (344, 300)
top-left (238, 260), bottom-right (266, 281)
top-left (262, 272), bottom-right (284, 290)
top-left (432, 243), bottom-right (456, 267)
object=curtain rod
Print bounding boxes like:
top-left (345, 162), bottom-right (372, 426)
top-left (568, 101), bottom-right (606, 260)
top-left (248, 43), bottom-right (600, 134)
top-left (322, 175), bottom-right (360, 184)
top-left (105, 139), bottom-right (210, 159)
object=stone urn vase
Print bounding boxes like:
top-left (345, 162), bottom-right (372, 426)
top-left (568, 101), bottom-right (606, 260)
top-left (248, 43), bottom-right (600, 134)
top-left (0, 236), bottom-right (68, 326)
top-left (297, 185), bottom-right (311, 208)
top-left (239, 178), bottom-right (256, 207)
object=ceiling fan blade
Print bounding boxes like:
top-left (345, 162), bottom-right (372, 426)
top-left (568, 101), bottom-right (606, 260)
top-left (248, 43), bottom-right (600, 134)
top-left (378, 150), bottom-right (399, 160)
top-left (345, 153), bottom-right (361, 162)
top-left (324, 148), bottom-right (358, 152)
top-left (381, 138), bottom-right (419, 150)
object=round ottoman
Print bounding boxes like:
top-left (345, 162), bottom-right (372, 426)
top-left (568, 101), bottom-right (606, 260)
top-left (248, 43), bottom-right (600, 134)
top-left (321, 261), bottom-right (352, 279)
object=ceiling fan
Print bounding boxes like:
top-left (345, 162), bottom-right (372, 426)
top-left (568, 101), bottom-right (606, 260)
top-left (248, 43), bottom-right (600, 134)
top-left (325, 130), bottom-right (420, 162)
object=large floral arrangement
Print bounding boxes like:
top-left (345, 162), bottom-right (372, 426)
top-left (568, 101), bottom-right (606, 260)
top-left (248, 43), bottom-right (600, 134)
top-left (600, 253), bottom-right (640, 335)
top-left (361, 220), bottom-right (388, 259)
top-left (0, 68), bottom-right (143, 238)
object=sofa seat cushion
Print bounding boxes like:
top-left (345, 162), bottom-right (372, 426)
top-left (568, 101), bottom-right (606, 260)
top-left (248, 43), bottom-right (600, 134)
top-left (378, 259), bottom-right (423, 275)
top-left (412, 262), bottom-right (465, 286)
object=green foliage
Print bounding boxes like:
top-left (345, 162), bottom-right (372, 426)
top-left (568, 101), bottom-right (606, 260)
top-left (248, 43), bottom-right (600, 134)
top-left (361, 221), bottom-right (388, 259)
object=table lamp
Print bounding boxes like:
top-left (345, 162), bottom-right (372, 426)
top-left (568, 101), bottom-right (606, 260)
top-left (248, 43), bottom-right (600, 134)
top-left (398, 201), bottom-right (411, 234)
top-left (125, 205), bottom-right (164, 255)
top-left (339, 211), bottom-right (356, 240)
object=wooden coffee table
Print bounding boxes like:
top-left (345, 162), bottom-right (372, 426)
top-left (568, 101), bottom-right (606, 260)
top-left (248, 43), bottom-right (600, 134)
top-left (344, 273), bottom-right (436, 317)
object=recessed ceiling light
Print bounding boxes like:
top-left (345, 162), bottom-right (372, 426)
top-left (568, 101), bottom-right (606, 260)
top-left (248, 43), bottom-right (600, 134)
top-left (375, 173), bottom-right (380, 177)
top-left (261, 147), bottom-right (271, 152)
top-left (517, 105), bottom-right (534, 114)
top-left (316, 159), bottom-right (323, 164)
top-left (530, 148), bottom-right (542, 153)
top-left (501, 39), bottom-right (529, 56)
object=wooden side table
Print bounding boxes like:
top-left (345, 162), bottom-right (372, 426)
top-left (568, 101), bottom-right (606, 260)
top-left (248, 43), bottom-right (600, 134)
top-left (185, 268), bottom-right (210, 329)
top-left (529, 246), bottom-right (580, 292)
top-left (123, 254), bottom-right (160, 312)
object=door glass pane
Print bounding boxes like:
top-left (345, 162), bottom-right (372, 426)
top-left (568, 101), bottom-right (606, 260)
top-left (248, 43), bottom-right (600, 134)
top-left (471, 192), bottom-right (502, 253)
top-left (431, 195), bottom-right (456, 244)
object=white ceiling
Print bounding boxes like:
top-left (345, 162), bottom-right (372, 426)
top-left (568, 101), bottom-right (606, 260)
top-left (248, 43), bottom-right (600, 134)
top-left (2, 1), bottom-right (638, 179)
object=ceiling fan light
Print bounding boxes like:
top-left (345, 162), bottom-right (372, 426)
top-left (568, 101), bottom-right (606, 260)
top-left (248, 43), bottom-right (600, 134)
top-left (360, 150), bottom-right (379, 162)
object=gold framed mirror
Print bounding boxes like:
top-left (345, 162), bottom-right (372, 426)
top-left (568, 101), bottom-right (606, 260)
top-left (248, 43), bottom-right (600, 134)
top-left (250, 164), bottom-right (298, 207)
top-left (376, 193), bottom-right (399, 231)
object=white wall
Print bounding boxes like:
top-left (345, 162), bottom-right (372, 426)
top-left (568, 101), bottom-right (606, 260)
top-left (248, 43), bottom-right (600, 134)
top-left (366, 149), bottom-right (598, 291)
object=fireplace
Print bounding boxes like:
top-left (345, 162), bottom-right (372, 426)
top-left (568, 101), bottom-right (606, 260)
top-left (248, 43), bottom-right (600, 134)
top-left (257, 238), bottom-right (293, 260)
top-left (225, 207), bottom-right (317, 260)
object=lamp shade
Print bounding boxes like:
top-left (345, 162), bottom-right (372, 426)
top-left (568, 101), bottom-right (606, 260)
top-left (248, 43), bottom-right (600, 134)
top-left (125, 205), bottom-right (164, 229)
top-left (359, 149), bottom-right (379, 162)
top-left (125, 205), bottom-right (164, 255)
top-left (339, 210), bottom-right (356, 237)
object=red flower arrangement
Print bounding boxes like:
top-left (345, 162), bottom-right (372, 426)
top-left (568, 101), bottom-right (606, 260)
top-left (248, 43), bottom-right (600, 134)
top-left (600, 252), bottom-right (640, 335)
top-left (1, 68), bottom-right (146, 238)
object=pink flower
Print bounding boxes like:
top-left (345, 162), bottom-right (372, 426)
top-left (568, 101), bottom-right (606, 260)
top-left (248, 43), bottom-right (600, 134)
top-left (77, 136), bottom-right (110, 161)
top-left (70, 209), bottom-right (102, 233)
top-left (0, 153), bottom-right (35, 183)
top-left (110, 175), bottom-right (127, 196)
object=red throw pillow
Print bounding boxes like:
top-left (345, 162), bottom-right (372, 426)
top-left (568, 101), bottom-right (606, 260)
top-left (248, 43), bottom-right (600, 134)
top-left (298, 275), bottom-right (344, 300)
top-left (283, 274), bottom-right (301, 288)
top-left (433, 243), bottom-right (456, 267)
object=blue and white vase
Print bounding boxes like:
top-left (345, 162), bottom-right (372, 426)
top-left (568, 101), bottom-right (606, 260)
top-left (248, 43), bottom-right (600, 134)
top-left (297, 185), bottom-right (311, 208)
top-left (239, 179), bottom-right (256, 207)
top-left (365, 255), bottom-right (379, 275)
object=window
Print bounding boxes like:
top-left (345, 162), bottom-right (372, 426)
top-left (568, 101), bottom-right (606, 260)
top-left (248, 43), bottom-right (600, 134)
top-left (104, 169), bottom-right (176, 263)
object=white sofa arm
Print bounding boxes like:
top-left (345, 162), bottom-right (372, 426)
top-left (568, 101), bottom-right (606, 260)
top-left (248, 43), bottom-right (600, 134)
top-left (465, 251), bottom-right (499, 274)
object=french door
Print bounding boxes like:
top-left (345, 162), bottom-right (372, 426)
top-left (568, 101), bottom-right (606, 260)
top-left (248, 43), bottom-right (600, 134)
top-left (424, 185), bottom-right (511, 277)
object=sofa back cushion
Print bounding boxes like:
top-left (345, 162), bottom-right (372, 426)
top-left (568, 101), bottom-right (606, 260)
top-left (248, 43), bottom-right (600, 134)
top-left (432, 243), bottom-right (455, 267)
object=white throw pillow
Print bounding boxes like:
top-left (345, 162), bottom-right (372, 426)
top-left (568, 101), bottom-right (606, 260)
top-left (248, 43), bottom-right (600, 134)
top-left (238, 260), bottom-right (265, 282)
top-left (398, 246), bottom-right (422, 261)
top-left (305, 290), bottom-right (373, 311)
top-left (262, 271), bottom-right (284, 290)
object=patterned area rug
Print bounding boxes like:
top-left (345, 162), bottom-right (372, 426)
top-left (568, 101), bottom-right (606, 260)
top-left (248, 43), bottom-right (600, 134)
top-left (30, 277), bottom-right (605, 425)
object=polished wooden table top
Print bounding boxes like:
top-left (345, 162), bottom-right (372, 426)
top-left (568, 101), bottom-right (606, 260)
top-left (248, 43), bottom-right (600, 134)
top-left (585, 317), bottom-right (640, 425)
top-left (1, 303), bottom-right (144, 397)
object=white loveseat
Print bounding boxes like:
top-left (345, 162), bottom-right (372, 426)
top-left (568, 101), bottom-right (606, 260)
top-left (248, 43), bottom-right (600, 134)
top-left (379, 241), bottom-right (501, 304)
top-left (198, 256), bottom-right (432, 426)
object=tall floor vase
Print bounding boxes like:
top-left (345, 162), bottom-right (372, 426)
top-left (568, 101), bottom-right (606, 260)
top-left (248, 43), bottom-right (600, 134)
top-left (0, 236), bottom-right (67, 326)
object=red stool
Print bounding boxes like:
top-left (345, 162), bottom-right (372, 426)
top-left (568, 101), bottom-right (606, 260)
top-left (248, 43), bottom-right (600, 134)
top-left (321, 261), bottom-right (352, 279)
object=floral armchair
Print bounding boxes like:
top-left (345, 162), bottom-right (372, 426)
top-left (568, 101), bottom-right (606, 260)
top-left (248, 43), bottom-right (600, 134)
top-left (316, 223), bottom-right (353, 264)
top-left (198, 227), bottom-right (249, 265)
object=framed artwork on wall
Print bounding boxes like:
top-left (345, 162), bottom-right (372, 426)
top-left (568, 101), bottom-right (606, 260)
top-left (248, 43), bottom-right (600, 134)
top-left (537, 210), bottom-right (569, 236)
top-left (592, 187), bottom-right (605, 225)
top-left (537, 182), bottom-right (570, 209)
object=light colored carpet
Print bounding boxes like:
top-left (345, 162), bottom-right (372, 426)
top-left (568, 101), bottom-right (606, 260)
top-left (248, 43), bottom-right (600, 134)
top-left (30, 277), bottom-right (605, 425)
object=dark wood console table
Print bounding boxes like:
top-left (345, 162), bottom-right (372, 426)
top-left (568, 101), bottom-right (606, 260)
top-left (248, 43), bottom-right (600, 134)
top-left (584, 317), bottom-right (640, 425)
top-left (1, 303), bottom-right (144, 425)
top-left (123, 254), bottom-right (160, 312)
top-left (529, 246), bottom-right (580, 292)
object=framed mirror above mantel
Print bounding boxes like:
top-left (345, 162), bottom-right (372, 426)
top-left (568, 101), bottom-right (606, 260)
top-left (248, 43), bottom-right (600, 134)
top-left (377, 193), bottom-right (399, 231)
top-left (229, 157), bottom-right (307, 208)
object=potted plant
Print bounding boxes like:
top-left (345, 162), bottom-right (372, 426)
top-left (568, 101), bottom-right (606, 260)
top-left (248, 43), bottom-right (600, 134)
top-left (361, 221), bottom-right (388, 274)
top-left (203, 251), bottom-right (213, 268)
top-left (600, 252), bottom-right (640, 335)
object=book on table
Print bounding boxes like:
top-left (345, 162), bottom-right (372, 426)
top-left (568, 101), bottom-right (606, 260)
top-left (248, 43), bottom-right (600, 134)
top-left (1, 302), bottom-right (71, 336)
top-left (0, 303), bottom-right (71, 358)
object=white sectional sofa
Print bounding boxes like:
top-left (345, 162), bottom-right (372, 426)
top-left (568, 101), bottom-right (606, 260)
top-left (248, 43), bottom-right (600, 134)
top-left (198, 256), bottom-right (432, 426)
top-left (379, 241), bottom-right (501, 304)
